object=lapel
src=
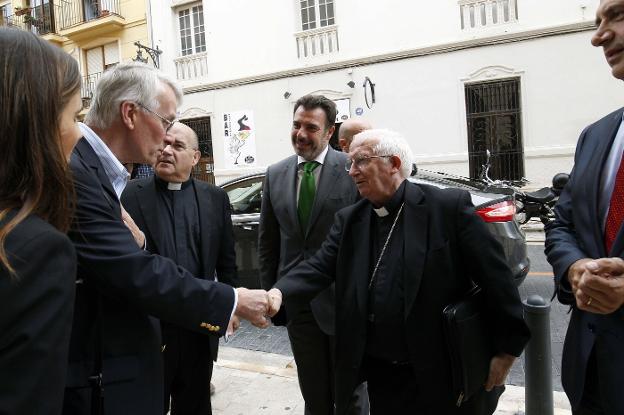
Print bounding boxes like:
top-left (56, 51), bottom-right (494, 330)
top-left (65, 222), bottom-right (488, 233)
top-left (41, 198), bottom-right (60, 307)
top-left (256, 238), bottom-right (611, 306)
top-left (402, 183), bottom-right (428, 319)
top-left (136, 177), bottom-right (164, 254)
top-left (74, 138), bottom-right (119, 212)
top-left (582, 111), bottom-right (623, 257)
top-left (194, 180), bottom-right (213, 274)
top-left (282, 156), bottom-right (301, 239)
top-left (306, 147), bottom-right (340, 236)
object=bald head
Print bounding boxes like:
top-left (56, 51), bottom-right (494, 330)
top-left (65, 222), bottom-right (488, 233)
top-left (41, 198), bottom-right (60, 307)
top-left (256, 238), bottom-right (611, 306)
top-left (339, 118), bottom-right (373, 152)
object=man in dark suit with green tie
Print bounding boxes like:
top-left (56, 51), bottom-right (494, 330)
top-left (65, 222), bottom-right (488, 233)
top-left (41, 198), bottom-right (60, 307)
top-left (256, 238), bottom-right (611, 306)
top-left (259, 95), bottom-right (367, 414)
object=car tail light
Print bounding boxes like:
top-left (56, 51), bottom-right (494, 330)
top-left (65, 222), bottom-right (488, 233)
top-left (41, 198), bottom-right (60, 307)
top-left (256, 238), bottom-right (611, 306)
top-left (475, 200), bottom-right (516, 223)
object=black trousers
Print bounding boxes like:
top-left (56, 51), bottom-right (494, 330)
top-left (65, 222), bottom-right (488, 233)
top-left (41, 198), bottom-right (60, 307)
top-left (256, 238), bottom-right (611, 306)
top-left (162, 323), bottom-right (213, 415)
top-left (287, 311), bottom-right (369, 415)
top-left (573, 348), bottom-right (605, 415)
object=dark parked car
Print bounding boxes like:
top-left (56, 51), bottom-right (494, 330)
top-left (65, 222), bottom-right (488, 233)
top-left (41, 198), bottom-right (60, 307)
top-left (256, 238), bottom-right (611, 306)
top-left (221, 169), bottom-right (529, 289)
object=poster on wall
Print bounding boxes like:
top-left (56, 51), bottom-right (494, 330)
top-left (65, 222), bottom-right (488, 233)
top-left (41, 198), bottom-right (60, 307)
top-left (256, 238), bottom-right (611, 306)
top-left (334, 98), bottom-right (350, 123)
top-left (222, 110), bottom-right (257, 169)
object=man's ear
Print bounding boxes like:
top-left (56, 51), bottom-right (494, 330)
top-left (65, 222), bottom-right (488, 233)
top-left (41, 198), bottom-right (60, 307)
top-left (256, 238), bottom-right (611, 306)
top-left (192, 150), bottom-right (201, 167)
top-left (120, 101), bottom-right (137, 130)
top-left (390, 155), bottom-right (402, 173)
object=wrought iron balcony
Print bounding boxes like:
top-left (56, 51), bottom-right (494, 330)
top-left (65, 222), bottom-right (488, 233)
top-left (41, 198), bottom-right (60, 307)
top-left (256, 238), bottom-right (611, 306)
top-left (81, 71), bottom-right (103, 107)
top-left (59, 0), bottom-right (122, 30)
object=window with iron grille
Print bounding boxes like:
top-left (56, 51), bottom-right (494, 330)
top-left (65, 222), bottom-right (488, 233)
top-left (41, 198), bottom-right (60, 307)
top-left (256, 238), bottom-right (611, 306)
top-left (182, 117), bottom-right (214, 184)
top-left (300, 0), bottom-right (335, 31)
top-left (178, 4), bottom-right (206, 57)
top-left (465, 78), bottom-right (524, 181)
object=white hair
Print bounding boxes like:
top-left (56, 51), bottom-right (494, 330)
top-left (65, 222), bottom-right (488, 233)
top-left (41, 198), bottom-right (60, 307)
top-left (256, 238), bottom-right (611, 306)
top-left (352, 129), bottom-right (414, 179)
top-left (85, 62), bottom-right (183, 129)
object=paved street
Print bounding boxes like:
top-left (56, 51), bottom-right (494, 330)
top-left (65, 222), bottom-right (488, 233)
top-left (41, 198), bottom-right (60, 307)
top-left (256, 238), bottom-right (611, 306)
top-left (221, 234), bottom-right (571, 393)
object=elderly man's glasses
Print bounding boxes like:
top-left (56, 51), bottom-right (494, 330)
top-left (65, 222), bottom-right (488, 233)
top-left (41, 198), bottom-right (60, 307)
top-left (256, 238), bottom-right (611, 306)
top-left (345, 155), bottom-right (393, 171)
top-left (136, 102), bottom-right (176, 133)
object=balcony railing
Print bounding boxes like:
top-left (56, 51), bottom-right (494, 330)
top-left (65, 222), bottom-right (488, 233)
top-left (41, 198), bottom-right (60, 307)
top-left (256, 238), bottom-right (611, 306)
top-left (1, 0), bottom-right (122, 35)
top-left (1, 3), bottom-right (63, 35)
top-left (294, 25), bottom-right (339, 59)
top-left (58, 0), bottom-right (122, 29)
top-left (81, 71), bottom-right (102, 107)
top-left (459, 0), bottom-right (518, 30)
top-left (174, 52), bottom-right (208, 81)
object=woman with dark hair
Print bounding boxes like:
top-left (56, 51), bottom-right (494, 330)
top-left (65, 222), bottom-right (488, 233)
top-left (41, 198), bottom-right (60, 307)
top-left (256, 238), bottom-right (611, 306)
top-left (0, 28), bottom-right (82, 413)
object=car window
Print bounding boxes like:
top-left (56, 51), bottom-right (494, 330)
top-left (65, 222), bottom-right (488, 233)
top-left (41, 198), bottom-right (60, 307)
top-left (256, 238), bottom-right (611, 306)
top-left (225, 177), bottom-right (263, 214)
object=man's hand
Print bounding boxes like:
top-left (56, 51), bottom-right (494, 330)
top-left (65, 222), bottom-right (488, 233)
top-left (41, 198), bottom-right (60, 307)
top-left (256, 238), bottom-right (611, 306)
top-left (484, 353), bottom-right (516, 392)
top-left (226, 315), bottom-right (240, 337)
top-left (235, 288), bottom-right (270, 328)
top-left (576, 258), bottom-right (624, 314)
top-left (567, 258), bottom-right (593, 295)
top-left (267, 288), bottom-right (282, 317)
top-left (121, 206), bottom-right (146, 248)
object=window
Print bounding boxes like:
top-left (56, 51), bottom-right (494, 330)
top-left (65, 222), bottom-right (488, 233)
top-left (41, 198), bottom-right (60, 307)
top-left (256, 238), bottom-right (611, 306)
top-left (224, 177), bottom-right (263, 215)
top-left (300, 0), bottom-right (334, 31)
top-left (0, 2), bottom-right (12, 19)
top-left (83, 42), bottom-right (119, 99)
top-left (465, 78), bottom-right (524, 181)
top-left (178, 4), bottom-right (206, 56)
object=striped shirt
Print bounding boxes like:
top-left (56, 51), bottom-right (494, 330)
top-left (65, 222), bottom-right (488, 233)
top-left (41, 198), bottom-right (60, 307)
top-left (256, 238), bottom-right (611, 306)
top-left (79, 122), bottom-right (130, 199)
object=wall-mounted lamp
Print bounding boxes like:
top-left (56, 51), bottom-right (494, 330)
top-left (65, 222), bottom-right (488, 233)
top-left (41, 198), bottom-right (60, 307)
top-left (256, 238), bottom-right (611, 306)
top-left (283, 91), bottom-right (292, 99)
top-left (346, 80), bottom-right (356, 88)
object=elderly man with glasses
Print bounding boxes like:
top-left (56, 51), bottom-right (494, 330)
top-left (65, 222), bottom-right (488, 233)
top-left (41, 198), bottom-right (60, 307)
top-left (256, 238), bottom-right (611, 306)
top-left (64, 62), bottom-right (270, 415)
top-left (267, 129), bottom-right (530, 415)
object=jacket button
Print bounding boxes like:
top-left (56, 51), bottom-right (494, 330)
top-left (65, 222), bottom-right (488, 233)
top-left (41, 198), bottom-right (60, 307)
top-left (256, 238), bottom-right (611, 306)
top-left (588, 323), bottom-right (596, 333)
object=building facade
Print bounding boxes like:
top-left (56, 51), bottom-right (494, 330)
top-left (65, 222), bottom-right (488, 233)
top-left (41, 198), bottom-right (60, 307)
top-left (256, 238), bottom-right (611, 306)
top-left (0, 0), bottom-right (150, 113)
top-left (148, 0), bottom-right (624, 187)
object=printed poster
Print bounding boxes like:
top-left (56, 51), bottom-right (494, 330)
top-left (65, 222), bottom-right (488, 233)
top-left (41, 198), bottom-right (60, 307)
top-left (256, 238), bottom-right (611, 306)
top-left (222, 110), bottom-right (257, 168)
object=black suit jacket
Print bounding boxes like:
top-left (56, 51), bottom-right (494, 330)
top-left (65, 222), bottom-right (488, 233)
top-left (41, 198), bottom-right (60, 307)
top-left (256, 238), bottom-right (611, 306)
top-left (276, 182), bottom-right (529, 414)
top-left (121, 176), bottom-right (238, 361)
top-left (63, 139), bottom-right (235, 415)
top-left (0, 213), bottom-right (76, 415)
top-left (258, 147), bottom-right (358, 332)
top-left (545, 107), bottom-right (624, 414)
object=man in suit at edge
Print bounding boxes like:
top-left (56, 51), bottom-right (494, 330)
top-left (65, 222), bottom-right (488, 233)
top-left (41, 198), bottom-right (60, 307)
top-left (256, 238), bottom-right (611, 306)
top-left (267, 129), bottom-right (530, 414)
top-left (545, 1), bottom-right (624, 413)
top-left (258, 94), bottom-right (368, 414)
top-left (122, 123), bottom-right (237, 414)
top-left (338, 118), bottom-right (372, 153)
top-left (63, 62), bottom-right (269, 415)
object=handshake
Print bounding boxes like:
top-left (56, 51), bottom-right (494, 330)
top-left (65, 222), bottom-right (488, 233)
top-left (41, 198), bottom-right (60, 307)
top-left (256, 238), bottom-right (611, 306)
top-left (233, 287), bottom-right (284, 329)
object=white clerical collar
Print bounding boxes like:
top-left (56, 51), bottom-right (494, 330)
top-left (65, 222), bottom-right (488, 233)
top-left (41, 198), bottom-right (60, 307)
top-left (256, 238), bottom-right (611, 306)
top-left (373, 207), bottom-right (390, 217)
top-left (167, 182), bottom-right (182, 191)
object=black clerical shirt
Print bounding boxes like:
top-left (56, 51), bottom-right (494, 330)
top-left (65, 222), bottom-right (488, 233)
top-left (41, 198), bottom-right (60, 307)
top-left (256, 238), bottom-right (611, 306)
top-left (366, 180), bottom-right (409, 363)
top-left (154, 176), bottom-right (202, 277)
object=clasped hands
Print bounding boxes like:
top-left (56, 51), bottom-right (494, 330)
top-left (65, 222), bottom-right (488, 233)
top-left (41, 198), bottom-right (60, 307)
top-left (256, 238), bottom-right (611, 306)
top-left (568, 257), bottom-right (624, 314)
top-left (233, 287), bottom-right (283, 329)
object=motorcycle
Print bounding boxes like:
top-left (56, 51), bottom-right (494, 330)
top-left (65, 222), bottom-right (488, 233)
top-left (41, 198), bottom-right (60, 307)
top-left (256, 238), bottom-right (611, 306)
top-left (478, 150), bottom-right (569, 225)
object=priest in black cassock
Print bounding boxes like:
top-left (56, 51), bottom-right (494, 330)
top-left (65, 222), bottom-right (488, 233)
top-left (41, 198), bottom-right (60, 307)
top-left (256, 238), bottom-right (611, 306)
top-left (267, 129), bottom-right (530, 415)
top-left (122, 122), bottom-right (238, 415)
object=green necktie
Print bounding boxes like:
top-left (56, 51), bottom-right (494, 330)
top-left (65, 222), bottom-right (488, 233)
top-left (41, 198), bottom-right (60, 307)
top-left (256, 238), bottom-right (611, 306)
top-left (298, 161), bottom-right (320, 230)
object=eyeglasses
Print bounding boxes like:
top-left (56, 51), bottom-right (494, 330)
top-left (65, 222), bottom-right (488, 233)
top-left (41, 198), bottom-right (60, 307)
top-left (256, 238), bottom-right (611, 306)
top-left (136, 102), bottom-right (176, 133)
top-left (345, 155), bottom-right (393, 171)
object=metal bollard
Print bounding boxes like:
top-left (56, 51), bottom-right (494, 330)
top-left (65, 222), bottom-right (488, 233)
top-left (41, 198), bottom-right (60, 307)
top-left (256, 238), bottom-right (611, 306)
top-left (523, 295), bottom-right (553, 415)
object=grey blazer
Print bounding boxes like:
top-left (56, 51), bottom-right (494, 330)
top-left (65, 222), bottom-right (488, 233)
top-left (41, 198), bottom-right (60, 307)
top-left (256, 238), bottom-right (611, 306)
top-left (258, 146), bottom-right (358, 334)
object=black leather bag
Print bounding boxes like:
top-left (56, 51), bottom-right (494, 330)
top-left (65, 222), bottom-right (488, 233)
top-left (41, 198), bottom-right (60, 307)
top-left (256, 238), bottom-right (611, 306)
top-left (442, 285), bottom-right (496, 407)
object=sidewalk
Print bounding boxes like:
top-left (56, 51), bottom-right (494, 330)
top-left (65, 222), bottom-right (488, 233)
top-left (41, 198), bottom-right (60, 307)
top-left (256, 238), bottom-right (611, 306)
top-left (211, 346), bottom-right (572, 415)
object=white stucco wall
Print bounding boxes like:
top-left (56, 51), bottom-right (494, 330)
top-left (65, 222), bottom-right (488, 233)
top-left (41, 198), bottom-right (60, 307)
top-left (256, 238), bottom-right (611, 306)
top-left (148, 0), bottom-right (622, 188)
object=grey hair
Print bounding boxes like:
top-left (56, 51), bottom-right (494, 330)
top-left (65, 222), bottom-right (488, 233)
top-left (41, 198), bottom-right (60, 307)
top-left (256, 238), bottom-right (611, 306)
top-left (85, 62), bottom-right (183, 129)
top-left (352, 129), bottom-right (414, 179)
